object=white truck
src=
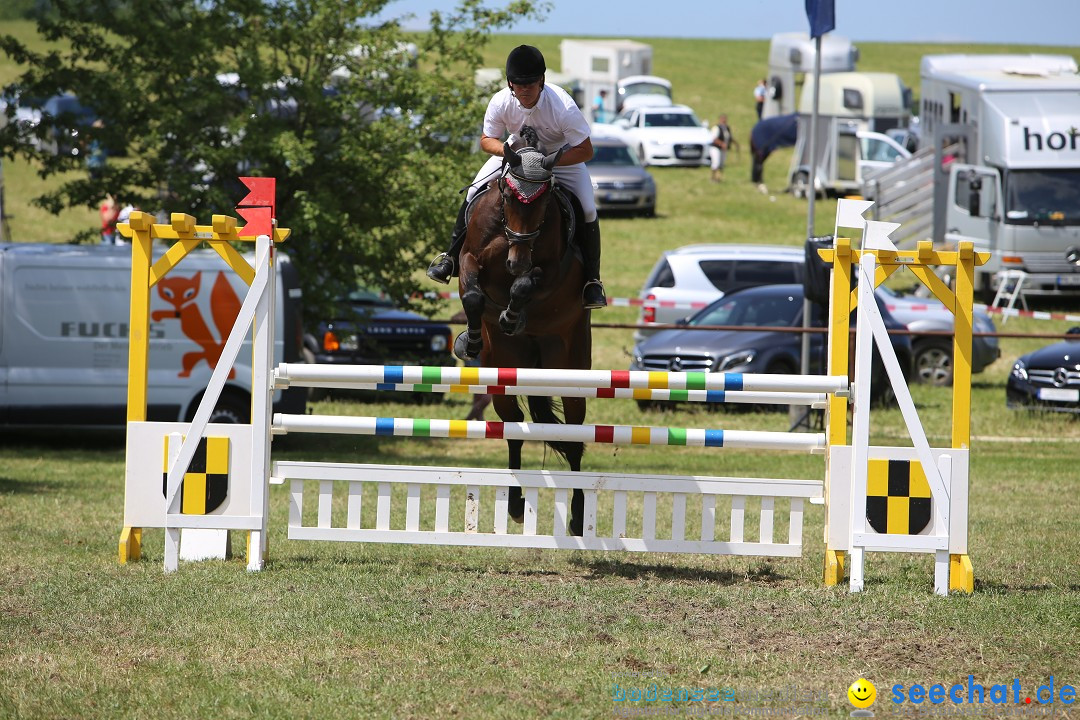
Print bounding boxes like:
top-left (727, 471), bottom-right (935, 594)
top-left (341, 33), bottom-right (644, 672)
top-left (762, 32), bottom-right (859, 120)
top-left (789, 71), bottom-right (912, 198)
top-left (558, 39), bottom-right (672, 120)
top-left (865, 54), bottom-right (1080, 298)
top-left (0, 243), bottom-right (308, 428)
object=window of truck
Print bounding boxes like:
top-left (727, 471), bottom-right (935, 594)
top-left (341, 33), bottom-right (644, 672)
top-left (1003, 168), bottom-right (1080, 225)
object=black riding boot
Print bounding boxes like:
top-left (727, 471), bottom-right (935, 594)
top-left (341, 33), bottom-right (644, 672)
top-left (581, 220), bottom-right (607, 309)
top-left (427, 200), bottom-right (469, 284)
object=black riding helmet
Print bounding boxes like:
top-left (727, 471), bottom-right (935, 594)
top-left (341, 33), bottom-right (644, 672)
top-left (506, 45), bottom-right (546, 85)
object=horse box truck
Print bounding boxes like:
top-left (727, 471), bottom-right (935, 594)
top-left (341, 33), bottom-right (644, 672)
top-left (0, 242), bottom-right (307, 428)
top-left (762, 32), bottom-right (859, 120)
top-left (788, 71), bottom-right (913, 198)
top-left (558, 39), bottom-right (673, 117)
top-left (919, 54), bottom-right (1080, 296)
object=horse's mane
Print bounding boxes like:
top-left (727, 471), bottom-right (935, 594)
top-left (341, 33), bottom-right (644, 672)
top-left (519, 125), bottom-right (541, 150)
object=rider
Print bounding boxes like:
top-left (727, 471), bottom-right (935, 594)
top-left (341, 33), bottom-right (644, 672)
top-left (426, 44), bottom-right (607, 309)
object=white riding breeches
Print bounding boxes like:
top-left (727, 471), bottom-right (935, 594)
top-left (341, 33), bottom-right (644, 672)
top-left (467, 154), bottom-right (597, 223)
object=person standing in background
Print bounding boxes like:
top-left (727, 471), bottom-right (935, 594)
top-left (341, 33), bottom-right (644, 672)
top-left (592, 88), bottom-right (609, 123)
top-left (709, 114), bottom-right (736, 183)
top-left (754, 79), bottom-right (767, 119)
top-left (99, 194), bottom-right (119, 244)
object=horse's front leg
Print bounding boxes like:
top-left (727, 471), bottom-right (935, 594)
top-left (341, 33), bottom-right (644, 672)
top-left (453, 252), bottom-right (485, 361)
top-left (499, 267), bottom-right (542, 335)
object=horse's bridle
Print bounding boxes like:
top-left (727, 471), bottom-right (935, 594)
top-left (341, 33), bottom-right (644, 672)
top-left (498, 162), bottom-right (553, 249)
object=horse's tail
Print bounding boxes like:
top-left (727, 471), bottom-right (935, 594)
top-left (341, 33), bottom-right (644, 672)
top-left (520, 395), bottom-right (583, 467)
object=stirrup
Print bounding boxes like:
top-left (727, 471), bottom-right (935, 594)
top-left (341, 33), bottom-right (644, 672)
top-left (426, 253), bottom-right (454, 284)
top-left (582, 279), bottom-right (607, 309)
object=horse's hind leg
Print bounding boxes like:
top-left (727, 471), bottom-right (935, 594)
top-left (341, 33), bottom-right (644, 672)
top-left (454, 253), bottom-right (484, 360)
top-left (562, 396), bottom-right (587, 537)
top-left (492, 394), bottom-right (527, 522)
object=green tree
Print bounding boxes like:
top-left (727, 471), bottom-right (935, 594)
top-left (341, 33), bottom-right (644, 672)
top-left (0, 0), bottom-right (544, 318)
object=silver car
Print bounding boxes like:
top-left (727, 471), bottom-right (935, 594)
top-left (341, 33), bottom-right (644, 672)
top-left (585, 136), bottom-right (656, 216)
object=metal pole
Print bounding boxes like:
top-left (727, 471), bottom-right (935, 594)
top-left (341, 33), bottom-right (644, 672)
top-left (793, 34), bottom-right (825, 429)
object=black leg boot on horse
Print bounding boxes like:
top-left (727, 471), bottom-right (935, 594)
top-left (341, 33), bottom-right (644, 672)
top-left (427, 200), bottom-right (469, 284)
top-left (581, 220), bottom-right (607, 309)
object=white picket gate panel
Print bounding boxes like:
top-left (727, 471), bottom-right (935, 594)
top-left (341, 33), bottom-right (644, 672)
top-left (272, 462), bottom-right (823, 557)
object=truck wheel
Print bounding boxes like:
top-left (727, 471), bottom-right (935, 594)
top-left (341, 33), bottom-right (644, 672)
top-left (913, 339), bottom-right (953, 386)
top-left (791, 171), bottom-right (810, 200)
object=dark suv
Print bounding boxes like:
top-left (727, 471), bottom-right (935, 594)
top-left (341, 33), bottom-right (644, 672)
top-left (306, 289), bottom-right (453, 373)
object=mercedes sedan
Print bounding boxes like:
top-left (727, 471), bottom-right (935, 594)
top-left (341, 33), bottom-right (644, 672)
top-left (630, 284), bottom-right (913, 405)
top-left (1006, 328), bottom-right (1080, 413)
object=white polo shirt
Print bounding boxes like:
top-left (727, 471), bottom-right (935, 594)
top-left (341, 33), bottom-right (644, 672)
top-left (483, 83), bottom-right (590, 152)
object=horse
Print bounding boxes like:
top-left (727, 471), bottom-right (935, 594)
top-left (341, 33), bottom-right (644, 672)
top-left (453, 131), bottom-right (592, 536)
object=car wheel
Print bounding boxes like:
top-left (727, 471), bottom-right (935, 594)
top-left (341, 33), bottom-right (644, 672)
top-left (642, 205), bottom-right (656, 218)
top-left (190, 390), bottom-right (251, 424)
top-left (637, 144), bottom-right (648, 166)
top-left (791, 171), bottom-right (810, 200)
top-left (766, 359), bottom-right (797, 375)
top-left (913, 338), bottom-right (953, 386)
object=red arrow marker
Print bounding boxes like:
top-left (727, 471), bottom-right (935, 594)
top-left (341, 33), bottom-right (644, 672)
top-left (237, 177), bottom-right (276, 215)
top-left (237, 206), bottom-right (273, 237)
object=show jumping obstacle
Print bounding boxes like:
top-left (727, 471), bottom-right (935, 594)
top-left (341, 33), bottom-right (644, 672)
top-left (119, 190), bottom-right (986, 595)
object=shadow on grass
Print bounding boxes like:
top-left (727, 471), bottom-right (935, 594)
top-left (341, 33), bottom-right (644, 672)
top-left (573, 556), bottom-right (791, 585)
top-left (0, 475), bottom-right (61, 495)
top-left (0, 428), bottom-right (125, 452)
top-left (971, 578), bottom-right (1080, 594)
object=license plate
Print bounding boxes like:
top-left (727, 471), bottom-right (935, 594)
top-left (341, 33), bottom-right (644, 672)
top-left (1056, 275), bottom-right (1080, 286)
top-left (1038, 387), bottom-right (1079, 402)
top-left (605, 192), bottom-right (635, 202)
top-left (675, 148), bottom-right (701, 159)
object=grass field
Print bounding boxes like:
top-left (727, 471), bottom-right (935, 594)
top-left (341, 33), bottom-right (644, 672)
top-left (2, 19), bottom-right (1080, 720)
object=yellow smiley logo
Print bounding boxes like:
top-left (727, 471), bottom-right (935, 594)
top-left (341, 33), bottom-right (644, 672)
top-left (848, 678), bottom-right (877, 709)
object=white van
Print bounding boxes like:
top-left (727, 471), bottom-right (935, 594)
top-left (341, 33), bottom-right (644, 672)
top-left (0, 243), bottom-right (307, 427)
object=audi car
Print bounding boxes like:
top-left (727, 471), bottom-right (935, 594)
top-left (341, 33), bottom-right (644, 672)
top-left (585, 134), bottom-right (656, 216)
top-left (612, 104), bottom-right (712, 167)
top-left (1006, 328), bottom-right (1080, 413)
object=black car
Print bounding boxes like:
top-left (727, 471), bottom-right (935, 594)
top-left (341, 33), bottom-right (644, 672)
top-left (630, 284), bottom-right (913, 405)
top-left (40, 93), bottom-right (97, 157)
top-left (306, 289), bottom-right (454, 384)
top-left (1006, 328), bottom-right (1080, 414)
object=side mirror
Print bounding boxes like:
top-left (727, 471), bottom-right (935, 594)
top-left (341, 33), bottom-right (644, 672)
top-left (968, 176), bottom-right (983, 217)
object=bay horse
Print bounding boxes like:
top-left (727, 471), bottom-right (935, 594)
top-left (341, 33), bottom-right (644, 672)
top-left (454, 130), bottom-right (591, 536)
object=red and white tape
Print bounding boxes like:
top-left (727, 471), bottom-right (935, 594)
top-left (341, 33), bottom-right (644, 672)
top-left (420, 290), bottom-right (710, 311)
top-left (420, 290), bottom-right (1080, 323)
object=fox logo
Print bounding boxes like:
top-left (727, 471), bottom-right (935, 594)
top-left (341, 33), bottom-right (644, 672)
top-left (151, 272), bottom-right (241, 378)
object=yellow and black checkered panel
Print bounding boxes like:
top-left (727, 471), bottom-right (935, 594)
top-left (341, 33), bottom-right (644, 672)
top-left (161, 436), bottom-right (230, 514)
top-left (866, 458), bottom-right (931, 535)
